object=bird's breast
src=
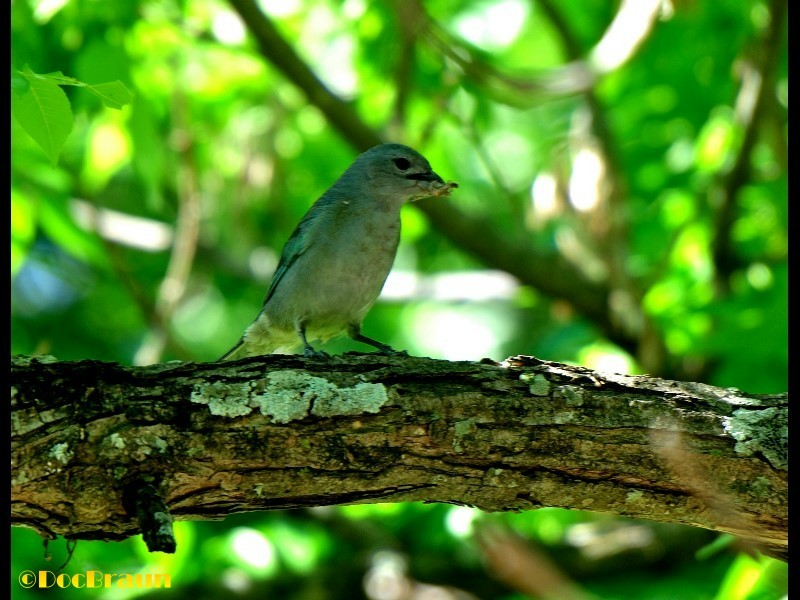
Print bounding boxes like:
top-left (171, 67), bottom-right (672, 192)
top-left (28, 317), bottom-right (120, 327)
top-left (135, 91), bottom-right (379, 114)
top-left (265, 210), bottom-right (401, 330)
top-left (312, 213), bottom-right (400, 303)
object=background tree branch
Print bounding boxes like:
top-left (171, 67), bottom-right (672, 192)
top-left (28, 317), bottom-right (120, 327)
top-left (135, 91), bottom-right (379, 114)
top-left (709, 0), bottom-right (786, 293)
top-left (225, 0), bottom-right (635, 361)
top-left (11, 354), bottom-right (787, 559)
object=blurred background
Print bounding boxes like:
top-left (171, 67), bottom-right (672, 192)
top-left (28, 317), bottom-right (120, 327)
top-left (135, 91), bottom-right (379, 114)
top-left (11, 0), bottom-right (787, 598)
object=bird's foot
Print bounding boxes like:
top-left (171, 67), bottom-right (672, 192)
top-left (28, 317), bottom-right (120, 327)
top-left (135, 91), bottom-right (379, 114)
top-left (373, 345), bottom-right (408, 357)
top-left (303, 346), bottom-right (330, 359)
top-left (349, 332), bottom-right (408, 356)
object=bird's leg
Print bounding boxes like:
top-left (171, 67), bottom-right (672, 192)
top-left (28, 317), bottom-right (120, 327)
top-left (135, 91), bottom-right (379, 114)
top-left (296, 322), bottom-right (329, 358)
top-left (347, 324), bottom-right (408, 356)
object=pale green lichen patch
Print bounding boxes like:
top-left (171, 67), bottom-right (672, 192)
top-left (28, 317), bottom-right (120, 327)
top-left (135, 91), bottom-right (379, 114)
top-left (13, 354), bottom-right (59, 366)
top-left (256, 372), bottom-right (388, 422)
top-left (192, 372), bottom-right (388, 424)
top-left (101, 430), bottom-right (169, 461)
top-left (311, 381), bottom-right (388, 418)
top-left (483, 467), bottom-right (518, 489)
top-left (128, 434), bottom-right (169, 459)
top-left (453, 419), bottom-right (477, 453)
top-left (12, 406), bottom-right (72, 437)
top-left (521, 373), bottom-right (551, 396)
top-left (553, 414), bottom-right (576, 425)
top-left (251, 371), bottom-right (315, 424)
top-left (150, 436), bottom-right (168, 454)
top-left (560, 385), bottom-right (585, 406)
top-left (721, 392), bottom-right (762, 407)
top-left (626, 490), bottom-right (644, 503)
top-left (11, 408), bottom-right (41, 436)
top-left (50, 442), bottom-right (73, 464)
top-left (190, 381), bottom-right (253, 417)
top-left (723, 407), bottom-right (787, 470)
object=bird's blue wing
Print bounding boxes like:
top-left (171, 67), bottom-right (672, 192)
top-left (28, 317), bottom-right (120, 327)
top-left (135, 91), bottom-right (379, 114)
top-left (262, 206), bottom-right (318, 306)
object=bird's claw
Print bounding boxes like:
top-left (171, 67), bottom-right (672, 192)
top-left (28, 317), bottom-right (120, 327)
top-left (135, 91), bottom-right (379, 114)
top-left (303, 347), bottom-right (330, 359)
top-left (378, 347), bottom-right (408, 357)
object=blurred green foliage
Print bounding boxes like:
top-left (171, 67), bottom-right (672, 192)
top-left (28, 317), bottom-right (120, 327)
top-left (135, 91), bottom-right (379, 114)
top-left (11, 0), bottom-right (787, 598)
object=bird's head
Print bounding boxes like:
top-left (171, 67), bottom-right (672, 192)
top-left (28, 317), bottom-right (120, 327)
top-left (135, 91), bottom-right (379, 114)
top-left (349, 143), bottom-right (458, 204)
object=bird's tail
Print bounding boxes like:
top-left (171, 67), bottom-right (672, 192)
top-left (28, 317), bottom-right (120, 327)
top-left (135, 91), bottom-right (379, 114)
top-left (218, 316), bottom-right (296, 360)
top-left (217, 338), bottom-right (245, 362)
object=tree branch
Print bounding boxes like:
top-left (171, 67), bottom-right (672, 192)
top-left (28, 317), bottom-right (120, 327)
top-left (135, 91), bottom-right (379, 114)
top-left (710, 0), bottom-right (787, 293)
top-left (11, 354), bottom-right (787, 559)
top-left (226, 0), bottom-right (380, 151)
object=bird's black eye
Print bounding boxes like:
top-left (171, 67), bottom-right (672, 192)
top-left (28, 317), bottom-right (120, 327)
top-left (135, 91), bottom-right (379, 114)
top-left (393, 157), bottom-right (411, 171)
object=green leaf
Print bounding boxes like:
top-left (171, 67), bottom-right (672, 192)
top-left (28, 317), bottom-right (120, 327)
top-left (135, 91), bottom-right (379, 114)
top-left (10, 70), bottom-right (29, 93)
top-left (11, 69), bottom-right (73, 165)
top-left (84, 81), bottom-right (134, 109)
top-left (37, 71), bottom-right (75, 85)
top-left (36, 69), bottom-right (133, 109)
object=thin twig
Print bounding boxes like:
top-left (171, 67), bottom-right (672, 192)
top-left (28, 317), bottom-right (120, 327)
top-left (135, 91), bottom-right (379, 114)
top-left (710, 0), bottom-right (786, 293)
top-left (135, 50), bottom-right (203, 365)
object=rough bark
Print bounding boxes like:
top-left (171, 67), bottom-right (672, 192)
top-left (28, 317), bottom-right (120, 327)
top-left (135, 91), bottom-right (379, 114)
top-left (10, 354), bottom-right (787, 559)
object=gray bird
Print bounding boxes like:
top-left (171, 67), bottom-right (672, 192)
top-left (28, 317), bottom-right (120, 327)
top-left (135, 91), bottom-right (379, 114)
top-left (219, 143), bottom-right (457, 360)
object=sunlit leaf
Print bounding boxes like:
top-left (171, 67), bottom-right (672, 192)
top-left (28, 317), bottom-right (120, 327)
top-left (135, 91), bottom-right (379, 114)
top-left (85, 80), bottom-right (134, 109)
top-left (10, 69), bottom-right (29, 93)
top-left (11, 67), bottom-right (73, 165)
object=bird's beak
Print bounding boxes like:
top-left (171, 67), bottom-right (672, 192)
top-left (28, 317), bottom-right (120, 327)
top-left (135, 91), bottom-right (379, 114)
top-left (405, 171), bottom-right (459, 199)
top-left (405, 171), bottom-right (445, 184)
